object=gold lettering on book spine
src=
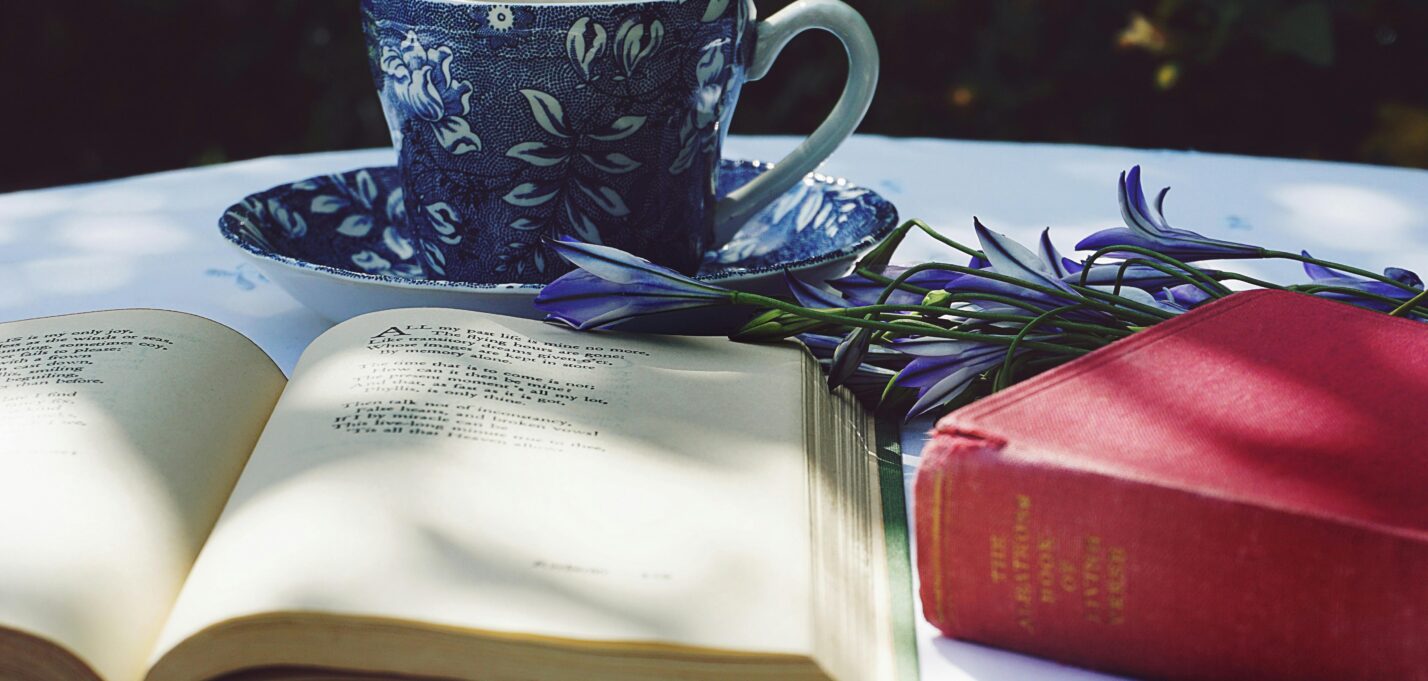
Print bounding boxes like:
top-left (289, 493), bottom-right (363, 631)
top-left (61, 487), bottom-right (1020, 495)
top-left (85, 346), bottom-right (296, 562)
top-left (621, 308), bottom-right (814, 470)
top-left (1010, 494), bottom-right (1035, 634)
top-left (990, 494), bottom-right (1131, 634)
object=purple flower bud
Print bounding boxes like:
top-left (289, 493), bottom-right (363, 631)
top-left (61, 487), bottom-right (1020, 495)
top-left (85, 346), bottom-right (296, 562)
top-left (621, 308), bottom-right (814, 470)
top-left (1077, 166), bottom-right (1264, 261)
top-left (785, 272), bottom-right (852, 309)
top-left (892, 337), bottom-right (1011, 419)
top-left (1160, 283), bottom-right (1215, 309)
top-left (535, 238), bottom-right (732, 329)
top-left (828, 266), bottom-right (959, 306)
top-left (828, 327), bottom-right (874, 389)
top-left (1301, 250), bottom-right (1424, 312)
top-left (1072, 262), bottom-right (1221, 291)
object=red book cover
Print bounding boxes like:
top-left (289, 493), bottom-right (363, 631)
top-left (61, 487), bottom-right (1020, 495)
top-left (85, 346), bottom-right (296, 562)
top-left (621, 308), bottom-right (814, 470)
top-left (914, 289), bottom-right (1428, 681)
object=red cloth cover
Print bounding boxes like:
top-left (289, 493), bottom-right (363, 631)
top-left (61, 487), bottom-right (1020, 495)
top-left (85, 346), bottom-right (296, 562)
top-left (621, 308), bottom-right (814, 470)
top-left (915, 289), bottom-right (1428, 681)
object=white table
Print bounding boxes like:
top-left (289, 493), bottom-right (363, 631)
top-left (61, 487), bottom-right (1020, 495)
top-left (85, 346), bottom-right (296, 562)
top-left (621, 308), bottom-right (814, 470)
top-left (4, 135), bottom-right (1426, 681)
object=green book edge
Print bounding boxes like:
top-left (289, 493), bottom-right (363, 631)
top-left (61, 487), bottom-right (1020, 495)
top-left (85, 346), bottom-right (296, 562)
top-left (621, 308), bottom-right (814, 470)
top-left (876, 418), bottom-right (921, 681)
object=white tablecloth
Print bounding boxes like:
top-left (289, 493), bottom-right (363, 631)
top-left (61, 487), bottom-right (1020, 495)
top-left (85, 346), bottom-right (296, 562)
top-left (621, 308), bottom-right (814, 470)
top-left (4, 135), bottom-right (1426, 681)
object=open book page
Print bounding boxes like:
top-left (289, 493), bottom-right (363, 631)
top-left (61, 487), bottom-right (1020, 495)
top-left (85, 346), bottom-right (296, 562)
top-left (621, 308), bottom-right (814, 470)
top-left (151, 309), bottom-right (816, 676)
top-left (0, 310), bottom-right (287, 681)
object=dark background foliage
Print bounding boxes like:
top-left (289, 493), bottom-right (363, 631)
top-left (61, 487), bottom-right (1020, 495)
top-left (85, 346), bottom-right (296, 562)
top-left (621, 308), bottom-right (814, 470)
top-left (3, 0), bottom-right (1425, 192)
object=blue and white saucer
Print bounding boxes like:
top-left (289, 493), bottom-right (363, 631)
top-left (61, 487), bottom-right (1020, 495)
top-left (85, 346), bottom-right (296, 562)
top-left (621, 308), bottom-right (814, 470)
top-left (219, 160), bottom-right (898, 322)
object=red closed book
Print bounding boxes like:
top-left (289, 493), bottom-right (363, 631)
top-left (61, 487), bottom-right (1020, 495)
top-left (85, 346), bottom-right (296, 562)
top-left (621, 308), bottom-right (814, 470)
top-left (914, 289), bottom-right (1428, 681)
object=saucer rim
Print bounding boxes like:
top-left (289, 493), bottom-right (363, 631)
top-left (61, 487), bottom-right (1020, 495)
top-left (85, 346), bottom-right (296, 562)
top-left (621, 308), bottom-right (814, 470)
top-left (218, 158), bottom-right (899, 295)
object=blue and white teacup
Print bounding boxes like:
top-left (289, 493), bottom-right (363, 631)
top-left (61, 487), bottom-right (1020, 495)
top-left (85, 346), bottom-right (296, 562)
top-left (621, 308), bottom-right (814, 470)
top-left (362, 0), bottom-right (878, 283)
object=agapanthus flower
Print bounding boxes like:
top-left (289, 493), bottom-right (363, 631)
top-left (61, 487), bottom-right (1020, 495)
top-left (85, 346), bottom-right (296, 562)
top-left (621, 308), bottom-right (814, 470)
top-left (799, 333), bottom-right (906, 366)
top-left (527, 163), bottom-right (1427, 422)
top-left (798, 332), bottom-right (910, 405)
top-left (954, 221), bottom-right (1116, 322)
top-left (893, 337), bottom-right (1016, 418)
top-left (1072, 261), bottom-right (1222, 291)
top-left (1158, 283), bottom-right (1215, 309)
top-left (1039, 228), bottom-right (1080, 278)
top-left (827, 327), bottom-right (875, 389)
top-left (535, 238), bottom-right (732, 329)
top-left (829, 266), bottom-right (959, 306)
top-left (1077, 166), bottom-right (1263, 261)
top-left (786, 272), bottom-right (853, 309)
top-left (1300, 251), bottom-right (1424, 312)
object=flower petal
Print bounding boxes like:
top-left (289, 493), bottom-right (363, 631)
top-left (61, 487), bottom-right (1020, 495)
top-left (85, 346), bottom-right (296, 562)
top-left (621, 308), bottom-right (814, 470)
top-left (1072, 262), bottom-right (1218, 291)
top-left (828, 267), bottom-right (957, 306)
top-left (1039, 228), bottom-right (1073, 278)
top-left (974, 219), bottom-right (1074, 295)
top-left (1109, 166), bottom-right (1263, 259)
top-left (785, 272), bottom-right (851, 308)
top-left (546, 238), bottom-right (724, 295)
top-left (903, 352), bottom-right (1005, 419)
top-left (537, 271), bottom-right (723, 330)
top-left (828, 327), bottom-right (872, 389)
top-left (1300, 251), bottom-right (1340, 281)
top-left (1162, 283), bottom-right (1214, 308)
top-left (1386, 267), bottom-right (1424, 288)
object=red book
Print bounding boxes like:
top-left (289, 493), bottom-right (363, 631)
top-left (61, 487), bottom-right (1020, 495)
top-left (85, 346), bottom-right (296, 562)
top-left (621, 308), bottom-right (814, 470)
top-left (914, 289), bottom-right (1428, 681)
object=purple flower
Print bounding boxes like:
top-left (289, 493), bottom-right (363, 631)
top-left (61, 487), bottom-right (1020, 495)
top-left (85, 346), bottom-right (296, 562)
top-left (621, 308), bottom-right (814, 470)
top-left (975, 221), bottom-right (1075, 295)
top-left (893, 337), bottom-right (1011, 419)
top-left (835, 362), bottom-right (900, 404)
top-left (799, 333), bottom-right (905, 365)
top-left (798, 332), bottom-right (908, 405)
top-left (828, 266), bottom-right (959, 306)
top-left (1076, 166), bottom-right (1262, 261)
top-left (785, 272), bottom-right (853, 308)
top-left (1159, 284), bottom-right (1215, 309)
top-left (956, 222), bottom-right (1119, 322)
top-left (827, 327), bottom-right (874, 389)
top-left (1300, 251), bottom-right (1424, 312)
top-left (1039, 228), bottom-right (1080, 278)
top-left (535, 239), bottom-right (732, 329)
top-left (1072, 262), bottom-right (1222, 291)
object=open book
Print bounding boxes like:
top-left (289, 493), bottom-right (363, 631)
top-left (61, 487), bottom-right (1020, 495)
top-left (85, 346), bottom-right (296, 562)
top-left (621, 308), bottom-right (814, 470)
top-left (0, 308), bottom-right (915, 681)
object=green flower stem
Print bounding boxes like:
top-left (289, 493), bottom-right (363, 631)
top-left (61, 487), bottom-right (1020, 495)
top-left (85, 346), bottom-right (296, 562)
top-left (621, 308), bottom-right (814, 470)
top-left (993, 305), bottom-right (1085, 391)
top-left (728, 291), bottom-right (1093, 356)
top-left (1079, 245), bottom-right (1232, 296)
top-left (1263, 250), bottom-right (1421, 294)
top-left (876, 317), bottom-right (953, 334)
top-left (854, 267), bottom-right (933, 294)
top-left (1067, 284), bottom-right (1177, 321)
top-left (827, 304), bottom-right (1134, 338)
top-left (908, 219), bottom-right (986, 260)
top-left (926, 291), bottom-right (1051, 315)
top-left (1111, 257), bottom-right (1229, 299)
top-left (860, 262), bottom-right (1171, 326)
top-left (1289, 284), bottom-right (1428, 317)
top-left (1392, 289), bottom-right (1428, 317)
top-left (852, 270), bottom-right (1054, 317)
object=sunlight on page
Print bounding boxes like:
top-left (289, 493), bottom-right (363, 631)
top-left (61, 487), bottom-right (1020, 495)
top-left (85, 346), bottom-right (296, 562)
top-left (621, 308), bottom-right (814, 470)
top-left (1, 400), bottom-right (179, 681)
top-left (154, 309), bottom-right (817, 671)
top-left (0, 310), bottom-right (286, 681)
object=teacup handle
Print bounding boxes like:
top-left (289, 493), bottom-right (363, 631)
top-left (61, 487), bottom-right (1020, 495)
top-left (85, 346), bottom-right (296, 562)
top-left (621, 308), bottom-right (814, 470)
top-left (713, 0), bottom-right (879, 244)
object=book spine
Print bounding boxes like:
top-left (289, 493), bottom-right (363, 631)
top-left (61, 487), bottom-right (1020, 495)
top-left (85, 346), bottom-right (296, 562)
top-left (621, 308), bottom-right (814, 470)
top-left (914, 425), bottom-right (1428, 681)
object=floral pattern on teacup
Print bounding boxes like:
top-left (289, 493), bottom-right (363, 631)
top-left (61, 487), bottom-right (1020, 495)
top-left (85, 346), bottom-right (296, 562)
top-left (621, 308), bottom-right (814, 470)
top-left (379, 31), bottom-right (482, 155)
top-left (565, 18), bottom-right (608, 83)
top-left (219, 163), bottom-right (898, 288)
top-left (671, 39), bottom-right (733, 174)
top-left (363, 0), bottom-right (760, 283)
top-left (612, 18), bottom-right (664, 80)
top-left (502, 88), bottom-right (647, 256)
